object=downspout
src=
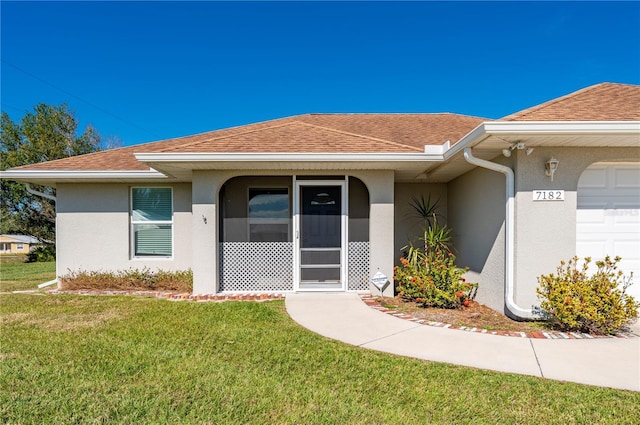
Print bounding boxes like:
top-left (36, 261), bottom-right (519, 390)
top-left (26, 183), bottom-right (56, 203)
top-left (25, 183), bottom-right (58, 288)
top-left (463, 148), bottom-right (535, 320)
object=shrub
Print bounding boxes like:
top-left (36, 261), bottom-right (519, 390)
top-left (26, 245), bottom-right (55, 263)
top-left (396, 197), bottom-right (477, 309)
top-left (395, 249), bottom-right (477, 309)
top-left (536, 256), bottom-right (639, 335)
top-left (60, 268), bottom-right (193, 292)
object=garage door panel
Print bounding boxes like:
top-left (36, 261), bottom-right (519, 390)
top-left (575, 240), bottom-right (607, 259)
top-left (578, 167), bottom-right (607, 188)
top-left (613, 167), bottom-right (640, 188)
top-left (613, 241), bottom-right (640, 260)
top-left (576, 209), bottom-right (606, 224)
top-left (577, 162), bottom-right (640, 295)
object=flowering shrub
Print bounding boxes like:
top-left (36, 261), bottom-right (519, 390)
top-left (60, 267), bottom-right (193, 292)
top-left (395, 251), bottom-right (477, 309)
top-left (536, 256), bottom-right (639, 335)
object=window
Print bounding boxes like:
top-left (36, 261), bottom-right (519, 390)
top-left (16, 243), bottom-right (24, 250)
top-left (131, 187), bottom-right (173, 257)
top-left (248, 188), bottom-right (289, 242)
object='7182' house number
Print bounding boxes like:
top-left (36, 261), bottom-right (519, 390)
top-left (533, 190), bottom-right (565, 201)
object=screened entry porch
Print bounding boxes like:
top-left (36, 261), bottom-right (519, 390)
top-left (218, 176), bottom-right (370, 292)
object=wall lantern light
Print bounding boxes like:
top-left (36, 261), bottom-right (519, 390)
top-left (545, 157), bottom-right (559, 181)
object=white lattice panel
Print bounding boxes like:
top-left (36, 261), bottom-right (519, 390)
top-left (348, 242), bottom-right (370, 291)
top-left (219, 242), bottom-right (294, 291)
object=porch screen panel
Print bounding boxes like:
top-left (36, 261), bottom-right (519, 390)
top-left (348, 178), bottom-right (370, 290)
top-left (131, 188), bottom-right (173, 257)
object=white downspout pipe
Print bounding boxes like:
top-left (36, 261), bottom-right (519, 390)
top-left (463, 148), bottom-right (535, 320)
top-left (26, 183), bottom-right (56, 203)
top-left (25, 183), bottom-right (58, 288)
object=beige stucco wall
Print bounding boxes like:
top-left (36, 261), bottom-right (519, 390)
top-left (447, 161), bottom-right (509, 313)
top-left (512, 147), bottom-right (640, 309)
top-left (447, 147), bottom-right (640, 315)
top-left (56, 183), bottom-right (192, 277)
top-left (393, 183), bottom-right (447, 262)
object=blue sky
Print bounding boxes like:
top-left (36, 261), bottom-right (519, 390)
top-left (2, 1), bottom-right (639, 147)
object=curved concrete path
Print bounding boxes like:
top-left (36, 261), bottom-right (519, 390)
top-left (285, 293), bottom-right (640, 391)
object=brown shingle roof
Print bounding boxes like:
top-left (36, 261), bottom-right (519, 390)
top-left (502, 83), bottom-right (640, 121)
top-left (14, 113), bottom-right (485, 171)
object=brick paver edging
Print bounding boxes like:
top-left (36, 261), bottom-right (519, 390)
top-left (48, 290), bottom-right (285, 302)
top-left (360, 295), bottom-right (636, 340)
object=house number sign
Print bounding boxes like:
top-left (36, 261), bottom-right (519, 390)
top-left (533, 190), bottom-right (565, 201)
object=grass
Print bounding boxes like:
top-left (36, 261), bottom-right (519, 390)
top-left (0, 261), bottom-right (55, 292)
top-left (1, 263), bottom-right (639, 424)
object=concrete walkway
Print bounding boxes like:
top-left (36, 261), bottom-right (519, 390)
top-left (285, 293), bottom-right (640, 392)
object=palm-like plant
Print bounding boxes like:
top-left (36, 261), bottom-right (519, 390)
top-left (407, 194), bottom-right (452, 256)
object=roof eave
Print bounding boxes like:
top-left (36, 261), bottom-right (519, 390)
top-left (0, 169), bottom-right (169, 185)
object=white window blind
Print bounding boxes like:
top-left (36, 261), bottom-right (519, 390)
top-left (131, 188), bottom-right (173, 257)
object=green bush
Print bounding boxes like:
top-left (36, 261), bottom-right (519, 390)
top-left (396, 198), bottom-right (477, 309)
top-left (26, 245), bottom-right (55, 263)
top-left (60, 267), bottom-right (193, 292)
top-left (536, 256), bottom-right (639, 335)
top-left (395, 249), bottom-right (477, 309)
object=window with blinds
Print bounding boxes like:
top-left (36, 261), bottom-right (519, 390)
top-left (131, 187), bottom-right (173, 257)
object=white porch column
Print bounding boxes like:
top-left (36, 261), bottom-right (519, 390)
top-left (353, 170), bottom-right (395, 297)
top-left (192, 170), bottom-right (230, 294)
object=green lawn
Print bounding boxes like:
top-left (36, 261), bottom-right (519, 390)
top-left (0, 261), bottom-right (55, 292)
top-left (1, 265), bottom-right (639, 424)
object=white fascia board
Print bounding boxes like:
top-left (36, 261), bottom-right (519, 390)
top-left (442, 120), bottom-right (640, 160)
top-left (134, 152), bottom-right (444, 163)
top-left (443, 123), bottom-right (491, 160)
top-left (483, 121), bottom-right (640, 135)
top-left (0, 169), bottom-right (167, 181)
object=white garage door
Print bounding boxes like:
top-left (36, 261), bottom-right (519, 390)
top-left (577, 162), bottom-right (640, 299)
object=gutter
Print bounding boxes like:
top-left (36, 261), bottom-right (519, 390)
top-left (463, 148), bottom-right (536, 320)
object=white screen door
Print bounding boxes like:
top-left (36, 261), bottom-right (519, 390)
top-left (295, 181), bottom-right (346, 290)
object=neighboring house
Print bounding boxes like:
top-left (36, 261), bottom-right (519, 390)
top-left (1, 82), bottom-right (639, 318)
top-left (0, 235), bottom-right (41, 254)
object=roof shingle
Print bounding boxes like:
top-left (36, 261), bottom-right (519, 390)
top-left (501, 82), bottom-right (640, 121)
top-left (14, 113), bottom-right (484, 171)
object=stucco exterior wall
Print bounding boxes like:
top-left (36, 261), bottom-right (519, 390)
top-left (447, 162), bottom-right (509, 313)
top-left (56, 183), bottom-right (193, 277)
top-left (512, 147), bottom-right (640, 309)
top-left (393, 183), bottom-right (447, 262)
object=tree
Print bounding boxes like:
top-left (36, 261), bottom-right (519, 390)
top-left (0, 103), bottom-right (102, 244)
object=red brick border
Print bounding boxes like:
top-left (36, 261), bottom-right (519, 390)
top-left (360, 295), bottom-right (636, 340)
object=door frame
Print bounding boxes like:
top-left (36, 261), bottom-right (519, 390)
top-left (293, 178), bottom-right (348, 291)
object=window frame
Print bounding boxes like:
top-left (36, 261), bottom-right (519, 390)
top-left (247, 187), bottom-right (290, 242)
top-left (130, 186), bottom-right (174, 259)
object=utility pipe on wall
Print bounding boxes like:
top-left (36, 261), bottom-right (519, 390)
top-left (463, 148), bottom-right (535, 320)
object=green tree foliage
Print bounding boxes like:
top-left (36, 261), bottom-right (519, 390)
top-left (1, 104), bottom-right (102, 244)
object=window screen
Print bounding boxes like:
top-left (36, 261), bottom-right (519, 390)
top-left (131, 188), bottom-right (173, 257)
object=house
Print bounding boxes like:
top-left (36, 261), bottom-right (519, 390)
top-left (0, 234), bottom-right (41, 254)
top-left (1, 82), bottom-right (639, 318)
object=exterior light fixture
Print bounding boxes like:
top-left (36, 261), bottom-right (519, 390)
top-left (545, 157), bottom-right (559, 181)
top-left (502, 141), bottom-right (533, 157)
